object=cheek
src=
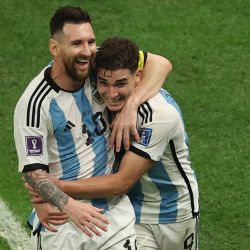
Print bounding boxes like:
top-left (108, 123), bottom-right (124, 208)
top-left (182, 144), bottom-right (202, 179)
top-left (97, 85), bottom-right (105, 95)
top-left (91, 46), bottom-right (97, 56)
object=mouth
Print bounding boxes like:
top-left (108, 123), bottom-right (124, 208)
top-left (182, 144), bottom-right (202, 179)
top-left (75, 58), bottom-right (89, 70)
top-left (105, 97), bottom-right (124, 105)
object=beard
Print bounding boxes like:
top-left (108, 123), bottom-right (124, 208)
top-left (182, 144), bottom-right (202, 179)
top-left (63, 56), bottom-right (93, 82)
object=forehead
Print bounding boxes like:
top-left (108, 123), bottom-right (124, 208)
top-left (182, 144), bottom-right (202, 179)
top-left (97, 68), bottom-right (131, 81)
top-left (62, 22), bottom-right (95, 41)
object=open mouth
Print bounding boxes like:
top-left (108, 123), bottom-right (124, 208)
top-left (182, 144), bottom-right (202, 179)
top-left (106, 97), bottom-right (123, 104)
top-left (76, 59), bottom-right (89, 68)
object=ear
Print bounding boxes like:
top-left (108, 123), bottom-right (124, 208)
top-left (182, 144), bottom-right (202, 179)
top-left (135, 69), bottom-right (142, 87)
top-left (49, 38), bottom-right (60, 57)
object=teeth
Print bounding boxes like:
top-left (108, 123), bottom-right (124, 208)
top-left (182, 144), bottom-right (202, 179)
top-left (77, 59), bottom-right (88, 63)
top-left (107, 98), bottom-right (121, 104)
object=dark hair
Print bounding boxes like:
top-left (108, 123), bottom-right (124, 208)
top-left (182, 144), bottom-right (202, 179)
top-left (95, 37), bottom-right (139, 73)
top-left (50, 6), bottom-right (91, 37)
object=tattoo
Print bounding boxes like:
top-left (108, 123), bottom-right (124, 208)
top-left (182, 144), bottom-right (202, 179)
top-left (23, 170), bottom-right (69, 211)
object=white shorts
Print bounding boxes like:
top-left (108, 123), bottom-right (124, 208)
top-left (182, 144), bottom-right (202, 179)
top-left (135, 216), bottom-right (199, 250)
top-left (31, 195), bottom-right (137, 250)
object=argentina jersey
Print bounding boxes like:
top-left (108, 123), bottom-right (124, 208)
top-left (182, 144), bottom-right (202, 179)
top-left (14, 66), bottom-right (115, 233)
top-left (128, 89), bottom-right (199, 224)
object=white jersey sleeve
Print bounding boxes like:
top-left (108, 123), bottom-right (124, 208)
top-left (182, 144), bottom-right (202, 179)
top-left (14, 68), bottom-right (51, 172)
top-left (130, 94), bottom-right (181, 161)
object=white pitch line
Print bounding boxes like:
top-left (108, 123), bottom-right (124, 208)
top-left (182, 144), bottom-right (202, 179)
top-left (0, 198), bottom-right (33, 250)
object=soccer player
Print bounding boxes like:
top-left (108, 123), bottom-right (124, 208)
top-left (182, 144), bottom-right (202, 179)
top-left (14, 6), bottom-right (172, 250)
top-left (42, 37), bottom-right (199, 250)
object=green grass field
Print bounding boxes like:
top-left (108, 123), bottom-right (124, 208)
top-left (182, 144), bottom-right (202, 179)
top-left (0, 0), bottom-right (249, 249)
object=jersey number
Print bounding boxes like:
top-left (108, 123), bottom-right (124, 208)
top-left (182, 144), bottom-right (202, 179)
top-left (82, 112), bottom-right (107, 146)
top-left (123, 239), bottom-right (137, 250)
top-left (184, 233), bottom-right (194, 250)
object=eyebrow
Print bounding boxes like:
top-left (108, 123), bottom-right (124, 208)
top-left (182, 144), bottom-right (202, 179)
top-left (115, 78), bottom-right (128, 83)
top-left (97, 76), bottom-right (128, 83)
top-left (97, 76), bottom-right (108, 82)
top-left (70, 39), bottom-right (82, 45)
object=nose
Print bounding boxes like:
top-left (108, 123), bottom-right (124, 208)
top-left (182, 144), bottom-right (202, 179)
top-left (80, 42), bottom-right (91, 57)
top-left (107, 87), bottom-right (118, 98)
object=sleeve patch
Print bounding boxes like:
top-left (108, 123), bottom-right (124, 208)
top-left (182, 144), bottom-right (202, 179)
top-left (26, 136), bottom-right (43, 156)
top-left (139, 128), bottom-right (152, 146)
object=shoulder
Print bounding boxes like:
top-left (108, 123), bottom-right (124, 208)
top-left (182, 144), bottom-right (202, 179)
top-left (138, 89), bottom-right (181, 124)
top-left (14, 66), bottom-right (56, 126)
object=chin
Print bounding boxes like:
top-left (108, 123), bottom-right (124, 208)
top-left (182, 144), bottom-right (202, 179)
top-left (106, 104), bottom-right (123, 112)
top-left (107, 106), bottom-right (120, 112)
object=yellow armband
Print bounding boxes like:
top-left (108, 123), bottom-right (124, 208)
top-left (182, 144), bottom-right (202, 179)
top-left (138, 50), bottom-right (145, 70)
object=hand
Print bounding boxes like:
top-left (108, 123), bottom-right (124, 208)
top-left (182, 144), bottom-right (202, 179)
top-left (110, 98), bottom-right (140, 152)
top-left (33, 202), bottom-right (68, 232)
top-left (24, 182), bottom-right (45, 203)
top-left (62, 197), bottom-right (109, 238)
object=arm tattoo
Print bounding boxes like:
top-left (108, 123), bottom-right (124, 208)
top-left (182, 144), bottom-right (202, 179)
top-left (23, 170), bottom-right (69, 211)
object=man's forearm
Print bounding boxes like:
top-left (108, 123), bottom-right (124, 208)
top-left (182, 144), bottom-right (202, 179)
top-left (23, 170), bottom-right (69, 211)
top-left (55, 174), bottom-right (130, 199)
top-left (132, 52), bottom-right (172, 105)
top-left (55, 151), bottom-right (153, 199)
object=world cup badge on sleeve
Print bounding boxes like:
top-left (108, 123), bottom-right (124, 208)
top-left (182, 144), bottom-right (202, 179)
top-left (26, 136), bottom-right (43, 156)
top-left (139, 128), bottom-right (152, 146)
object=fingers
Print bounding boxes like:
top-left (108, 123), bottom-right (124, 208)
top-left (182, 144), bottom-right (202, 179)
top-left (93, 207), bottom-right (104, 213)
top-left (42, 222), bottom-right (58, 233)
top-left (85, 221), bottom-right (103, 237)
top-left (109, 117), bottom-right (118, 148)
top-left (110, 115), bottom-right (124, 152)
top-left (46, 214), bottom-right (68, 220)
top-left (78, 224), bottom-right (94, 238)
top-left (91, 210), bottom-right (109, 226)
top-left (109, 108), bottom-right (140, 152)
top-left (31, 196), bottom-right (45, 204)
top-left (131, 127), bottom-right (140, 143)
top-left (24, 183), bottom-right (37, 196)
top-left (76, 218), bottom-right (108, 238)
top-left (47, 218), bottom-right (68, 226)
top-left (122, 126), bottom-right (130, 151)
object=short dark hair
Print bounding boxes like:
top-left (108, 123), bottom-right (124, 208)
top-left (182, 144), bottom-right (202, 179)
top-left (95, 37), bottom-right (139, 73)
top-left (50, 6), bottom-right (91, 37)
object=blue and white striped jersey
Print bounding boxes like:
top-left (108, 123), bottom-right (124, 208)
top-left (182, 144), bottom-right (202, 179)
top-left (14, 66), bottom-right (116, 232)
top-left (128, 89), bottom-right (199, 224)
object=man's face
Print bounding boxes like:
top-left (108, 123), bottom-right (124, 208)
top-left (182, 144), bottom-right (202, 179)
top-left (97, 68), bottom-right (139, 112)
top-left (56, 22), bottom-right (96, 82)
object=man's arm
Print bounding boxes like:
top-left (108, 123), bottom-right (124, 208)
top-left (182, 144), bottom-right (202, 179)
top-left (23, 169), bottom-right (109, 237)
top-left (53, 151), bottom-right (153, 198)
top-left (110, 52), bottom-right (172, 152)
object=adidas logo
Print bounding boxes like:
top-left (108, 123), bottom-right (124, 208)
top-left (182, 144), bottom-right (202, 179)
top-left (64, 120), bottom-right (76, 131)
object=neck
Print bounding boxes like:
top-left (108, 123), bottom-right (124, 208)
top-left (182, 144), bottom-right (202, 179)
top-left (51, 62), bottom-right (83, 91)
top-left (108, 110), bottom-right (119, 124)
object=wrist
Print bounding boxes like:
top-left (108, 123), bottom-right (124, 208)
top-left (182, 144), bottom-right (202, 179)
top-left (61, 197), bottom-right (73, 213)
top-left (127, 92), bottom-right (141, 109)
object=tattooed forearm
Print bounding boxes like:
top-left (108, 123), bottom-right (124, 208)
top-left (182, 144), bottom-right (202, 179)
top-left (23, 170), bottom-right (69, 211)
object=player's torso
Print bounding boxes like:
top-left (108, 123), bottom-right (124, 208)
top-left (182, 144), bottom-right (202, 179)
top-left (128, 89), bottom-right (199, 224)
top-left (22, 67), bottom-right (114, 180)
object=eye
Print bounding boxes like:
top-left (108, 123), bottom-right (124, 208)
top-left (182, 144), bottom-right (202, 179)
top-left (98, 80), bottom-right (107, 86)
top-left (71, 40), bottom-right (82, 46)
top-left (116, 82), bottom-right (126, 88)
top-left (88, 39), bottom-right (96, 46)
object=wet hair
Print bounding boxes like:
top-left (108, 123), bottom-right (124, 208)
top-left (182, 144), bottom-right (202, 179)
top-left (50, 6), bottom-right (91, 37)
top-left (95, 37), bottom-right (139, 73)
